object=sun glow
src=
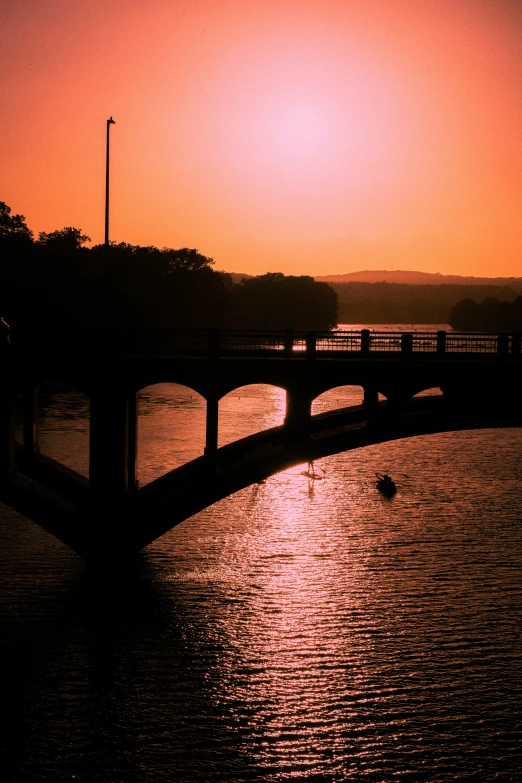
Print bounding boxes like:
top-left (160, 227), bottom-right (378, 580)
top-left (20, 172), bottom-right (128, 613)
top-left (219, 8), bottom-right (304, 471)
top-left (3, 0), bottom-right (522, 275)
top-left (273, 104), bottom-right (331, 159)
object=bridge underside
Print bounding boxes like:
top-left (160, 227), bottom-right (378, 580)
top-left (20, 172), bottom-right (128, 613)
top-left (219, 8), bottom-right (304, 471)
top-left (2, 395), bottom-right (521, 565)
top-left (130, 396), bottom-right (522, 551)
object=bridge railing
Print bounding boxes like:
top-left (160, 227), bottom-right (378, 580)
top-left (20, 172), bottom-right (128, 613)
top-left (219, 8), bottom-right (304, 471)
top-left (312, 331), bottom-right (363, 352)
top-left (353, 331), bottom-right (510, 355)
top-left (214, 330), bottom-right (290, 354)
top-left (211, 329), bottom-right (521, 358)
top-left (444, 332), bottom-right (508, 354)
top-left (3, 328), bottom-right (521, 358)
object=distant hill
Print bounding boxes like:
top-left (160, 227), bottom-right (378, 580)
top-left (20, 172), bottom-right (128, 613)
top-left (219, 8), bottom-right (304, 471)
top-left (314, 270), bottom-right (522, 288)
top-left (224, 270), bottom-right (522, 288)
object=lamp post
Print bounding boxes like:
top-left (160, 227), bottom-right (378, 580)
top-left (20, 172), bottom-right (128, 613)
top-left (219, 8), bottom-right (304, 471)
top-left (104, 116), bottom-right (116, 249)
top-left (103, 117), bottom-right (116, 336)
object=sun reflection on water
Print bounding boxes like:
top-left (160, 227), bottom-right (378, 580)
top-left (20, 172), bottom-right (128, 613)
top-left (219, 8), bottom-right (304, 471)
top-left (201, 462), bottom-right (382, 775)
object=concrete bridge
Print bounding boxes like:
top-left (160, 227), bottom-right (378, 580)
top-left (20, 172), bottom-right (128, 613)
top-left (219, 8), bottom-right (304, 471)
top-left (1, 328), bottom-right (521, 567)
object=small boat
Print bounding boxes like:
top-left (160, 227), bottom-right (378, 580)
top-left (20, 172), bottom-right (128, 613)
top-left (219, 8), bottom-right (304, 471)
top-left (375, 473), bottom-right (397, 496)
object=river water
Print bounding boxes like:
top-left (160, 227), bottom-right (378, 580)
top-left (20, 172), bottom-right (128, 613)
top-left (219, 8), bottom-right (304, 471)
top-left (1, 327), bottom-right (522, 782)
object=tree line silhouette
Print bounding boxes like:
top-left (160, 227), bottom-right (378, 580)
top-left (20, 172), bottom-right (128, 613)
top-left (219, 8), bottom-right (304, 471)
top-left (449, 296), bottom-right (522, 332)
top-left (4, 200), bottom-right (519, 334)
top-left (0, 202), bottom-right (338, 335)
top-left (331, 281), bottom-right (522, 326)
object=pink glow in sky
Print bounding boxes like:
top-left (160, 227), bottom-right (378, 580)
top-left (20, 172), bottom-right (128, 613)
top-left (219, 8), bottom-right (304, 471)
top-left (2, 0), bottom-right (522, 276)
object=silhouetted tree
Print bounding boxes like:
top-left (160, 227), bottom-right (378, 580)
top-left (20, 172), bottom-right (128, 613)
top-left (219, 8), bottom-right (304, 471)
top-left (450, 296), bottom-right (522, 331)
top-left (0, 202), bottom-right (35, 322)
top-left (0, 202), bottom-right (33, 243)
top-left (450, 298), bottom-right (481, 330)
top-left (511, 296), bottom-right (522, 329)
top-left (230, 272), bottom-right (338, 329)
top-left (38, 226), bottom-right (91, 252)
top-left (0, 199), bottom-right (339, 338)
top-left (331, 282), bottom-right (522, 325)
top-left (89, 242), bottom-right (229, 330)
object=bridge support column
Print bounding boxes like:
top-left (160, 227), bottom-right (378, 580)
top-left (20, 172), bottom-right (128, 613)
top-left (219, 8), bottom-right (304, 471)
top-left (363, 387), bottom-right (379, 409)
top-left (22, 380), bottom-right (40, 461)
top-left (385, 390), bottom-right (410, 414)
top-left (0, 376), bottom-right (16, 481)
top-left (127, 389), bottom-right (137, 492)
top-left (285, 389), bottom-right (312, 444)
top-left (205, 395), bottom-right (219, 457)
top-left (89, 372), bottom-right (137, 545)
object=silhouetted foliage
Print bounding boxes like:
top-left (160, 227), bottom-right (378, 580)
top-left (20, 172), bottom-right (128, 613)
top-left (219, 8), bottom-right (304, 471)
top-left (0, 203), bottom-right (36, 323)
top-left (230, 272), bottom-right (338, 330)
top-left (0, 201), bottom-right (338, 337)
top-left (91, 242), bottom-right (228, 329)
top-left (330, 281), bottom-right (522, 324)
top-left (450, 296), bottom-right (522, 331)
top-left (0, 202), bottom-right (33, 244)
top-left (38, 226), bottom-right (91, 252)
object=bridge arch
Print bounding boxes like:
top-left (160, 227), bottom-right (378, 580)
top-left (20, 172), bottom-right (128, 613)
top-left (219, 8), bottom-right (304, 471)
top-left (218, 383), bottom-right (286, 448)
top-left (134, 375), bottom-right (207, 399)
top-left (15, 380), bottom-right (91, 479)
top-left (312, 384), bottom-right (390, 415)
top-left (38, 382), bottom-right (91, 478)
top-left (411, 386), bottom-right (443, 399)
top-left (312, 384), bottom-right (364, 415)
top-left (137, 383), bottom-right (206, 486)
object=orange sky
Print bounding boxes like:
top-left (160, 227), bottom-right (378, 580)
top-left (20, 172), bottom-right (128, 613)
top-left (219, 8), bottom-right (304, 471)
top-left (2, 0), bottom-right (522, 276)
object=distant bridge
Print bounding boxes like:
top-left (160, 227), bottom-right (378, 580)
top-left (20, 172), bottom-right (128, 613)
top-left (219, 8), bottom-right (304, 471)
top-left (2, 328), bottom-right (521, 568)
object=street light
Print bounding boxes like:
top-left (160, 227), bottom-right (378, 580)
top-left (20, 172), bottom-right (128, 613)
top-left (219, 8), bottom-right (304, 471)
top-left (104, 116), bottom-right (116, 248)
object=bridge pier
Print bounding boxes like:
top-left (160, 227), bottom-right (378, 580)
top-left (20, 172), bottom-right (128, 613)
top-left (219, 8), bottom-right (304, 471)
top-left (89, 370), bottom-right (137, 554)
top-left (21, 380), bottom-right (39, 462)
top-left (205, 394), bottom-right (219, 457)
top-left (363, 386), bottom-right (379, 409)
top-left (285, 388), bottom-right (312, 443)
top-left (0, 375), bottom-right (16, 481)
top-left (382, 389), bottom-right (410, 413)
top-left (127, 388), bottom-right (138, 491)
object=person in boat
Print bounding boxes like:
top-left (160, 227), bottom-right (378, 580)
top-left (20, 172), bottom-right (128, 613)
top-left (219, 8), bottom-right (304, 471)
top-left (375, 473), bottom-right (396, 492)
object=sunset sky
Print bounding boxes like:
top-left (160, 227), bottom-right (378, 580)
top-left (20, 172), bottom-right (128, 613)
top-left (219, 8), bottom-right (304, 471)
top-left (2, 0), bottom-right (522, 277)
